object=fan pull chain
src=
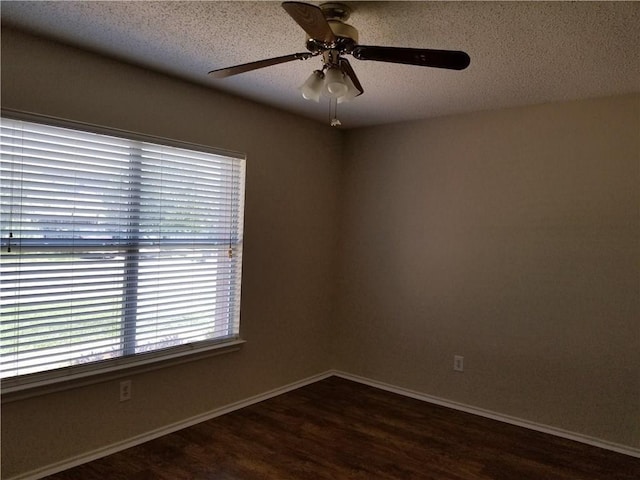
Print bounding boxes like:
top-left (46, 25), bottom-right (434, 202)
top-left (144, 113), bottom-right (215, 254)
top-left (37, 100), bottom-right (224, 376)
top-left (330, 97), bottom-right (341, 127)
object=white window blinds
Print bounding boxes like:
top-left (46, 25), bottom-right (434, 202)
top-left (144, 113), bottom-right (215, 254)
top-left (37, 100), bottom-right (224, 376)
top-left (0, 116), bottom-right (245, 383)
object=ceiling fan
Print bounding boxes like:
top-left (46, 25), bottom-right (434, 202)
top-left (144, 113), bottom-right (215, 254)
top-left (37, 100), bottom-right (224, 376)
top-left (208, 1), bottom-right (470, 124)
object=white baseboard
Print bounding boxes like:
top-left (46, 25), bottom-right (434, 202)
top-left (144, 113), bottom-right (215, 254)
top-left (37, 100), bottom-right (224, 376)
top-left (10, 371), bottom-right (334, 480)
top-left (331, 370), bottom-right (640, 459)
top-left (11, 369), bottom-right (639, 479)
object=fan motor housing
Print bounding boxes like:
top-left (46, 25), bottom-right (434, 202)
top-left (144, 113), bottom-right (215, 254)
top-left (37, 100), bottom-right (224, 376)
top-left (305, 2), bottom-right (359, 54)
top-left (320, 2), bottom-right (351, 21)
top-left (328, 20), bottom-right (358, 45)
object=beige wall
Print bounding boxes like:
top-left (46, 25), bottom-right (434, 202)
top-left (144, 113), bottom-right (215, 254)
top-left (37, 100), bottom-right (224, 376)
top-left (335, 93), bottom-right (640, 448)
top-left (1, 28), bottom-right (343, 478)
top-left (2, 27), bottom-right (639, 479)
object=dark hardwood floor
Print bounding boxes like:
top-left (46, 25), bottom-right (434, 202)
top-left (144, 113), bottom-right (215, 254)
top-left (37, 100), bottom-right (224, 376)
top-left (44, 376), bottom-right (640, 479)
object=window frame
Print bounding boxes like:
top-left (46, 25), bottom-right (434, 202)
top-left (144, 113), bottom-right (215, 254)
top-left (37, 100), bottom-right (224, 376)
top-left (0, 109), bottom-right (247, 398)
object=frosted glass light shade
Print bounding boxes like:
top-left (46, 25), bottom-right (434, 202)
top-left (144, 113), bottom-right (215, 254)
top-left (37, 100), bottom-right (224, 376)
top-left (338, 74), bottom-right (360, 103)
top-left (324, 68), bottom-right (348, 98)
top-left (299, 70), bottom-right (324, 102)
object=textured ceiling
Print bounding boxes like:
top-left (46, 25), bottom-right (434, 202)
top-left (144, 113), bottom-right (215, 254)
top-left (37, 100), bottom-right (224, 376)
top-left (2, 1), bottom-right (639, 128)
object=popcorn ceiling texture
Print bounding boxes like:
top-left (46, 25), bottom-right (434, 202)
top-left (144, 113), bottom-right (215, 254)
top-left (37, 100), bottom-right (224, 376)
top-left (2, 1), bottom-right (639, 128)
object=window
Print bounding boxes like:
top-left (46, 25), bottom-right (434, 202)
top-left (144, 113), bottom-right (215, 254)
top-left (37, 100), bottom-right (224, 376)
top-left (1, 115), bottom-right (245, 388)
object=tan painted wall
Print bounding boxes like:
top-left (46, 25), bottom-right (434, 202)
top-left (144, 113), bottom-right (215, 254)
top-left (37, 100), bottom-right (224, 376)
top-left (335, 93), bottom-right (640, 448)
top-left (1, 28), bottom-right (343, 478)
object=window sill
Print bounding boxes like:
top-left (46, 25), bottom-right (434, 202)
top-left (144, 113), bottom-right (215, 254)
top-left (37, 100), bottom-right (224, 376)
top-left (1, 339), bottom-right (245, 404)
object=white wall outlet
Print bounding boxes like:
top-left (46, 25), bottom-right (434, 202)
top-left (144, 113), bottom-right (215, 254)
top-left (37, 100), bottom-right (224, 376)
top-left (119, 379), bottom-right (132, 402)
top-left (453, 355), bottom-right (464, 372)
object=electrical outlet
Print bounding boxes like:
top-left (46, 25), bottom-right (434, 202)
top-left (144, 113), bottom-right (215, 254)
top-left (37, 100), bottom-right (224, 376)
top-left (119, 380), bottom-right (132, 402)
top-left (453, 355), bottom-right (464, 372)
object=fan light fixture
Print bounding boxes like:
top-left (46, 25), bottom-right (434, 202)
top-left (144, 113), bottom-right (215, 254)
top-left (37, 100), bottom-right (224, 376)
top-left (298, 66), bottom-right (358, 104)
top-left (298, 64), bottom-right (360, 126)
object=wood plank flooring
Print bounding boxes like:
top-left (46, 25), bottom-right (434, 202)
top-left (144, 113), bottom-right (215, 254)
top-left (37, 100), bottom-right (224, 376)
top-left (44, 376), bottom-right (640, 479)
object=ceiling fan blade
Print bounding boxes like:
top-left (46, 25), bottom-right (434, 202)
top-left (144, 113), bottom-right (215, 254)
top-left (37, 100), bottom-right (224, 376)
top-left (339, 58), bottom-right (364, 96)
top-left (208, 52), bottom-right (313, 78)
top-left (282, 1), bottom-right (336, 44)
top-left (352, 46), bottom-right (470, 70)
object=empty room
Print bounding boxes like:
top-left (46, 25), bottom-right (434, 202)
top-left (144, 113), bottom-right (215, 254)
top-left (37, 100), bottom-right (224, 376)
top-left (1, 1), bottom-right (638, 479)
